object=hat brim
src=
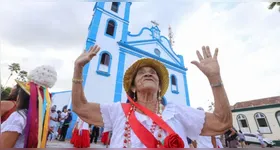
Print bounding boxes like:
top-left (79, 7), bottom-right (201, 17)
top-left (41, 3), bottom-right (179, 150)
top-left (15, 80), bottom-right (30, 95)
top-left (123, 58), bottom-right (169, 97)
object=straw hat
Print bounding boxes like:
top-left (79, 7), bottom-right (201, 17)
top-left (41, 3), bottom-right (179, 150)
top-left (123, 58), bottom-right (169, 97)
top-left (15, 65), bottom-right (57, 94)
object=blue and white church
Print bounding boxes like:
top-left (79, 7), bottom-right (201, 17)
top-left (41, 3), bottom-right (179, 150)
top-left (51, 2), bottom-right (190, 139)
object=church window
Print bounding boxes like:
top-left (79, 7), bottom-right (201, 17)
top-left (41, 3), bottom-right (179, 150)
top-left (237, 114), bottom-right (251, 133)
top-left (111, 2), bottom-right (119, 13)
top-left (96, 51), bottom-right (112, 77)
top-left (105, 19), bottom-right (117, 38)
top-left (276, 111), bottom-right (280, 126)
top-left (171, 75), bottom-right (178, 94)
top-left (154, 48), bottom-right (160, 57)
top-left (254, 112), bottom-right (271, 134)
top-left (101, 53), bottom-right (110, 66)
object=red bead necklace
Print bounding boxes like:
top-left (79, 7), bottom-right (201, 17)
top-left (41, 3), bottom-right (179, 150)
top-left (123, 104), bottom-right (164, 148)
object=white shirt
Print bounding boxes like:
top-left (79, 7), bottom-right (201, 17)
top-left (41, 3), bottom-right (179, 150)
top-left (257, 133), bottom-right (263, 140)
top-left (60, 112), bottom-right (67, 123)
top-left (196, 136), bottom-right (214, 148)
top-left (76, 117), bottom-right (89, 130)
top-left (49, 112), bottom-right (58, 127)
top-left (1, 110), bottom-right (27, 148)
top-left (100, 102), bottom-right (205, 148)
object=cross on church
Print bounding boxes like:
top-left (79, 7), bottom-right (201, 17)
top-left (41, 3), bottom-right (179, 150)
top-left (151, 20), bottom-right (159, 26)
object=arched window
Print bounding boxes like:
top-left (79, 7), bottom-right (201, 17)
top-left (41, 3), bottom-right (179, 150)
top-left (111, 2), bottom-right (120, 13)
top-left (101, 53), bottom-right (110, 66)
top-left (275, 111), bottom-right (280, 126)
top-left (237, 114), bottom-right (251, 133)
top-left (105, 19), bottom-right (117, 38)
top-left (96, 51), bottom-right (112, 77)
top-left (254, 112), bottom-right (271, 134)
top-left (171, 75), bottom-right (178, 94)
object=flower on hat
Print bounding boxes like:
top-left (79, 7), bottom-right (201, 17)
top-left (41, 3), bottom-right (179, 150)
top-left (27, 65), bottom-right (57, 88)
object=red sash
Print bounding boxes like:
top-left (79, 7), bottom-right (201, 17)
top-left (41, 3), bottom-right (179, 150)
top-left (121, 95), bottom-right (177, 148)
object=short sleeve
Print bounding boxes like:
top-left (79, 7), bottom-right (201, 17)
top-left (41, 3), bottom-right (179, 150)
top-left (173, 103), bottom-right (205, 140)
top-left (1, 111), bottom-right (26, 134)
top-left (100, 102), bottom-right (123, 132)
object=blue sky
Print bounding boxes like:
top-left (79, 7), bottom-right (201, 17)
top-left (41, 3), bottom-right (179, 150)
top-left (1, 2), bottom-right (279, 110)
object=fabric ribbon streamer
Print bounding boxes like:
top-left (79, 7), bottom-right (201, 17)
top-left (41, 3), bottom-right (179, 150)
top-left (37, 87), bottom-right (44, 148)
top-left (24, 82), bottom-right (39, 148)
top-left (40, 88), bottom-right (52, 148)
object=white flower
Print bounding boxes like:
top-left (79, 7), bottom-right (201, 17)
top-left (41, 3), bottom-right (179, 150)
top-left (27, 65), bottom-right (57, 88)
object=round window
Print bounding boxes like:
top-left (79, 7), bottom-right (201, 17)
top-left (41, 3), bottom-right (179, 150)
top-left (154, 48), bottom-right (160, 57)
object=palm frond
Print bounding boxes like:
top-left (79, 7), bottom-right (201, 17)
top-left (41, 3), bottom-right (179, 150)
top-left (268, 2), bottom-right (276, 9)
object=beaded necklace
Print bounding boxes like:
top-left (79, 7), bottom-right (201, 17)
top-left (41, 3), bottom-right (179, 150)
top-left (123, 103), bottom-right (164, 148)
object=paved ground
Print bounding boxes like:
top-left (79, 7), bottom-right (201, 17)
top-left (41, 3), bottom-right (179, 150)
top-left (47, 140), bottom-right (278, 148)
top-left (46, 140), bottom-right (107, 148)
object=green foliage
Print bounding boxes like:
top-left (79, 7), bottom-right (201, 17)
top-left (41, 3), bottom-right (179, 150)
top-left (16, 70), bottom-right (28, 82)
top-left (268, 2), bottom-right (280, 12)
top-left (1, 85), bottom-right (12, 100)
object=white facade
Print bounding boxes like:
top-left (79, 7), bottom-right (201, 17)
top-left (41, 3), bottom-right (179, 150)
top-left (51, 91), bottom-right (71, 111)
top-left (51, 2), bottom-right (191, 139)
top-left (232, 105), bottom-right (280, 141)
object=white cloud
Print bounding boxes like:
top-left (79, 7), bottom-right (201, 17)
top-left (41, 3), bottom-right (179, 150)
top-left (174, 2), bottom-right (280, 109)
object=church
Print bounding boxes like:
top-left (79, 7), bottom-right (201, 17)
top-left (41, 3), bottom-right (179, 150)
top-left (51, 2), bottom-right (190, 139)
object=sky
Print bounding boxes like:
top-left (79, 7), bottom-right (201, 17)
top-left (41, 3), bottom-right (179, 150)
top-left (1, 1), bottom-right (279, 110)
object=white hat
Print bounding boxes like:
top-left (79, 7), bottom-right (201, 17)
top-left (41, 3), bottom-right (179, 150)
top-left (27, 65), bottom-right (57, 88)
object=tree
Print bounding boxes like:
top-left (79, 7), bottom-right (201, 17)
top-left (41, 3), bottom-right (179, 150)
top-left (268, 2), bottom-right (280, 12)
top-left (5, 63), bottom-right (20, 87)
top-left (16, 70), bottom-right (28, 82)
top-left (1, 85), bottom-right (12, 100)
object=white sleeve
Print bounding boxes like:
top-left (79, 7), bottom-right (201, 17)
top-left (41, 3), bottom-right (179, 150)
top-left (173, 103), bottom-right (205, 140)
top-left (99, 102), bottom-right (123, 132)
top-left (1, 111), bottom-right (26, 134)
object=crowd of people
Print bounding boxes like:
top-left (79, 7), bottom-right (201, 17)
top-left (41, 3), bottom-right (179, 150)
top-left (0, 45), bottom-right (267, 148)
top-left (48, 106), bottom-right (72, 142)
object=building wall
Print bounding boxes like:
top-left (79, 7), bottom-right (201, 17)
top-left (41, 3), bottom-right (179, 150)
top-left (134, 43), bottom-right (179, 64)
top-left (51, 91), bottom-right (71, 111)
top-left (84, 3), bottom-right (126, 104)
top-left (232, 107), bottom-right (280, 141)
top-left (103, 2), bottom-right (126, 19)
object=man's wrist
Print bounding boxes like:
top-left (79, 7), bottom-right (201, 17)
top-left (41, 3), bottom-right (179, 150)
top-left (208, 75), bottom-right (222, 87)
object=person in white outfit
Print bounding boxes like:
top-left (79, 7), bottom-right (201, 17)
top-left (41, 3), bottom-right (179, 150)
top-left (72, 45), bottom-right (232, 148)
top-left (48, 106), bottom-right (58, 141)
top-left (195, 107), bottom-right (222, 148)
top-left (257, 130), bottom-right (265, 148)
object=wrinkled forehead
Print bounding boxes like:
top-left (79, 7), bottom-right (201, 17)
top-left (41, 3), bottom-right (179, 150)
top-left (136, 66), bottom-right (157, 74)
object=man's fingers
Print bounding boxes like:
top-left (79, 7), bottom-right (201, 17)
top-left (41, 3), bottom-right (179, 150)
top-left (191, 61), bottom-right (200, 69)
top-left (202, 46), bottom-right (208, 59)
top-left (94, 46), bottom-right (101, 54)
top-left (214, 48), bottom-right (219, 59)
top-left (89, 45), bottom-right (97, 53)
top-left (206, 46), bottom-right (212, 58)
top-left (196, 50), bottom-right (203, 62)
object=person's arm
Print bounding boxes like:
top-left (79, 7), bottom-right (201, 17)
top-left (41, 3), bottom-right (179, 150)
top-left (211, 136), bottom-right (217, 148)
top-left (192, 140), bottom-right (197, 148)
top-left (0, 132), bottom-right (20, 148)
top-left (72, 45), bottom-right (103, 126)
top-left (50, 115), bottom-right (56, 121)
top-left (0, 101), bottom-right (14, 117)
top-left (229, 128), bottom-right (236, 137)
top-left (191, 46), bottom-right (232, 136)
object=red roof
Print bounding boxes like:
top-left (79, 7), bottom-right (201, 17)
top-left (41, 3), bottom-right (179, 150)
top-left (232, 96), bottom-right (280, 110)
